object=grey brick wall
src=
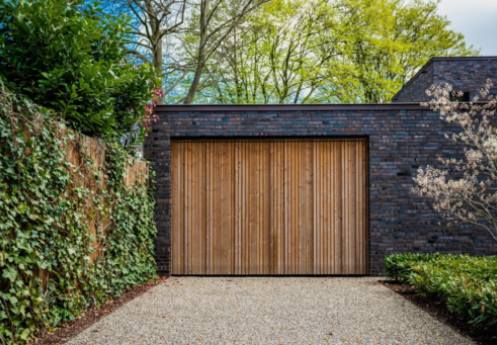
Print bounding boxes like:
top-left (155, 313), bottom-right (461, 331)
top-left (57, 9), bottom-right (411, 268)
top-left (393, 63), bottom-right (434, 102)
top-left (393, 57), bottom-right (497, 102)
top-left (144, 104), bottom-right (497, 275)
top-left (434, 59), bottom-right (497, 99)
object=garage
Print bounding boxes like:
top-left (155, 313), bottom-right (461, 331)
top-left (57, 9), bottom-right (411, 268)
top-left (171, 138), bottom-right (368, 275)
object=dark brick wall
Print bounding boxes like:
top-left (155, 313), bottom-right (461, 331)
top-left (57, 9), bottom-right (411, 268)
top-left (145, 105), bottom-right (497, 275)
top-left (393, 57), bottom-right (497, 102)
top-left (434, 59), bottom-right (497, 99)
top-left (144, 128), bottom-right (171, 273)
top-left (393, 63), bottom-right (434, 102)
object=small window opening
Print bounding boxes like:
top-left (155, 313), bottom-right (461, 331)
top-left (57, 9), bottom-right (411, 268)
top-left (450, 91), bottom-right (470, 102)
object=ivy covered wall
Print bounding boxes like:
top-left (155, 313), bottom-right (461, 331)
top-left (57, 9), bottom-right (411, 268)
top-left (0, 81), bottom-right (157, 344)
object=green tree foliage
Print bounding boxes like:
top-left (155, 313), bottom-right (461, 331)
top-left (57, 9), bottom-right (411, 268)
top-left (0, 0), bottom-right (156, 140)
top-left (165, 0), bottom-right (476, 103)
top-left (200, 0), bottom-right (339, 103)
top-left (336, 0), bottom-right (474, 102)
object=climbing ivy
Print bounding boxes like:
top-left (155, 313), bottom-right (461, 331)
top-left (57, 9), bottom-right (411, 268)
top-left (0, 81), bottom-right (157, 344)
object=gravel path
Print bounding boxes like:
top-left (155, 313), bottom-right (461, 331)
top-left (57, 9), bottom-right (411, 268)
top-left (66, 277), bottom-right (474, 345)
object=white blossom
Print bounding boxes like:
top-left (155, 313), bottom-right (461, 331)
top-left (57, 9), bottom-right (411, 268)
top-left (414, 80), bottom-right (497, 242)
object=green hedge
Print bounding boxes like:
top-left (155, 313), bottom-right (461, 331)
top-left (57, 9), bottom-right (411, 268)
top-left (0, 0), bottom-right (156, 142)
top-left (386, 253), bottom-right (497, 329)
top-left (0, 81), bottom-right (157, 344)
top-left (384, 253), bottom-right (442, 284)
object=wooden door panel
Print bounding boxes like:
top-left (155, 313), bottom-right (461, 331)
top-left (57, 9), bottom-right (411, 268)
top-left (171, 139), bottom-right (367, 275)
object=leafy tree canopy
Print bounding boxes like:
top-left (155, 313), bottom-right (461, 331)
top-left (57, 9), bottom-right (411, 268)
top-left (163, 0), bottom-right (476, 104)
top-left (0, 0), bottom-right (156, 141)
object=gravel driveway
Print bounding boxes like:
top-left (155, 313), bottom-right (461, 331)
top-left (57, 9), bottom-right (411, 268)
top-left (66, 277), bottom-right (474, 345)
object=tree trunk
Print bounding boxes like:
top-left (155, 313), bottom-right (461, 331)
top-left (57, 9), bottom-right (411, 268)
top-left (183, 59), bottom-right (204, 104)
top-left (145, 0), bottom-right (163, 82)
top-left (183, 0), bottom-right (207, 104)
top-left (153, 37), bottom-right (163, 79)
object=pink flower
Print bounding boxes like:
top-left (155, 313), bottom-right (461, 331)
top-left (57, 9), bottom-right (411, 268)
top-left (143, 88), bottom-right (164, 134)
top-left (153, 88), bottom-right (164, 98)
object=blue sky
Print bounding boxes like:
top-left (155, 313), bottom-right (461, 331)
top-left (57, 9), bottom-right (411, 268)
top-left (438, 0), bottom-right (497, 55)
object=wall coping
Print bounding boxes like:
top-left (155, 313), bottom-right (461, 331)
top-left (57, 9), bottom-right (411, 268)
top-left (155, 103), bottom-right (424, 112)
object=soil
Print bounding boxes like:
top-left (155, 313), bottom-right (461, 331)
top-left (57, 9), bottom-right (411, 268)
top-left (382, 280), bottom-right (497, 345)
top-left (28, 277), bottom-right (167, 345)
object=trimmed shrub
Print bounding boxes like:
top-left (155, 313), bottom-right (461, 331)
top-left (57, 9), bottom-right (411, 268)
top-left (384, 252), bottom-right (441, 283)
top-left (386, 253), bottom-right (497, 329)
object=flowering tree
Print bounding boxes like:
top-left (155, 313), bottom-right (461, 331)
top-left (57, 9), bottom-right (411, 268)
top-left (413, 80), bottom-right (497, 242)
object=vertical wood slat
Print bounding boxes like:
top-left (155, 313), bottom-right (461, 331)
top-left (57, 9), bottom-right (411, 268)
top-left (171, 138), bottom-right (367, 275)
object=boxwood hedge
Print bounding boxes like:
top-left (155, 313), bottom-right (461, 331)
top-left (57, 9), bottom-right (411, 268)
top-left (386, 253), bottom-right (497, 329)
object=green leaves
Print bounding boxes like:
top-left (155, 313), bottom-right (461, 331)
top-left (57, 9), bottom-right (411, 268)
top-left (384, 252), bottom-right (442, 284)
top-left (386, 253), bottom-right (497, 329)
top-left (0, 0), bottom-right (155, 143)
top-left (2, 267), bottom-right (17, 283)
top-left (182, 0), bottom-right (476, 104)
top-left (0, 81), bottom-right (157, 344)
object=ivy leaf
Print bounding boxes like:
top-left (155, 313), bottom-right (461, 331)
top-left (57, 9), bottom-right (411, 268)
top-left (19, 328), bottom-right (32, 341)
top-left (2, 266), bottom-right (17, 282)
top-left (17, 202), bottom-right (28, 215)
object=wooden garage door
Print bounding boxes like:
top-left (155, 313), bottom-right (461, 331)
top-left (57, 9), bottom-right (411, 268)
top-left (171, 138), bottom-right (368, 275)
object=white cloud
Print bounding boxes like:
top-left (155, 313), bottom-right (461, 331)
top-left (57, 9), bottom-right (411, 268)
top-left (438, 0), bottom-right (497, 55)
